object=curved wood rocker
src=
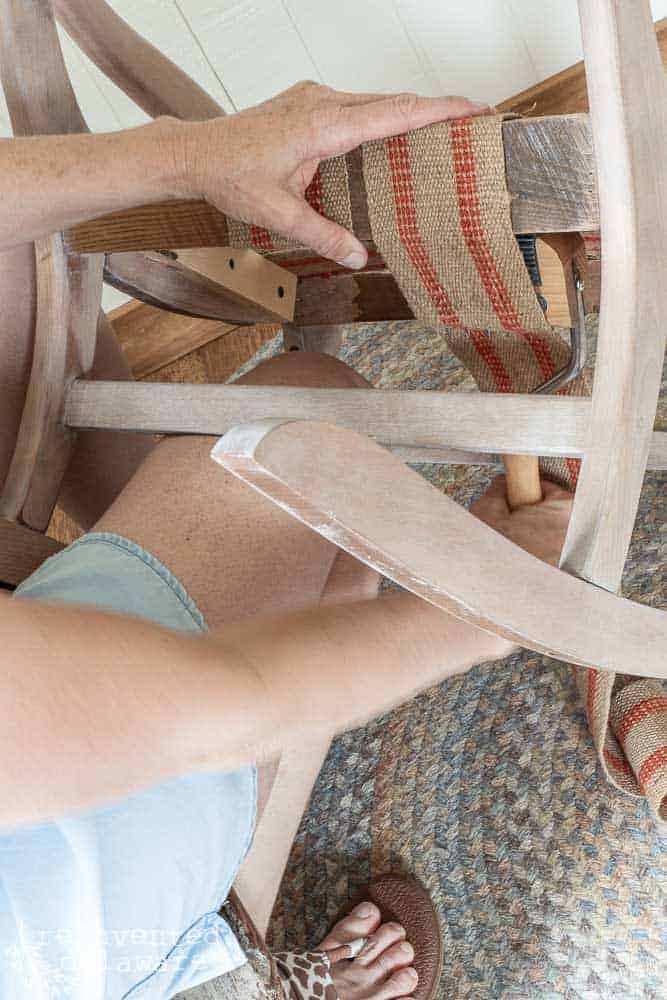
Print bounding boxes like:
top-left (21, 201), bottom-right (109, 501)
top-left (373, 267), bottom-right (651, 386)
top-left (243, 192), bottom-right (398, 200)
top-left (211, 419), bottom-right (666, 679)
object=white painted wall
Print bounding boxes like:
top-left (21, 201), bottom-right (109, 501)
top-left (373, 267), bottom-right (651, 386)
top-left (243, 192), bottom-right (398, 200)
top-left (2, 0), bottom-right (665, 311)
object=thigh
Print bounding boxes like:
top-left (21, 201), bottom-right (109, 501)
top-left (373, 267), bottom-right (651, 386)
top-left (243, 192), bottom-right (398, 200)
top-left (94, 351), bottom-right (373, 629)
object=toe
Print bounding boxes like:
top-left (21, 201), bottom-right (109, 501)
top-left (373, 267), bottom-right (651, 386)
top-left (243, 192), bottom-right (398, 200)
top-left (369, 940), bottom-right (415, 981)
top-left (379, 966), bottom-right (419, 998)
top-left (355, 922), bottom-right (406, 967)
top-left (319, 902), bottom-right (382, 951)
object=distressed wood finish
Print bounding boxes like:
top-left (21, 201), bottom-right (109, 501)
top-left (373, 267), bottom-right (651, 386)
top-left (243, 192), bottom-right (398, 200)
top-left (0, 519), bottom-right (63, 586)
top-left (499, 17), bottom-right (667, 117)
top-left (0, 0), bottom-right (103, 530)
top-left (64, 115), bottom-right (600, 255)
top-left (560, 0), bottom-right (667, 590)
top-left (54, 0), bottom-right (223, 122)
top-left (503, 115), bottom-right (598, 235)
top-left (211, 420), bottom-right (667, 679)
top-left (63, 380), bottom-right (667, 470)
top-left (109, 300), bottom-right (236, 379)
top-left (105, 250), bottom-right (292, 324)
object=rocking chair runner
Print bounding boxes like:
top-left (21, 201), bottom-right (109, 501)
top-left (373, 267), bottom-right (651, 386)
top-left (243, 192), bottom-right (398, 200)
top-left (0, 0), bottom-right (665, 815)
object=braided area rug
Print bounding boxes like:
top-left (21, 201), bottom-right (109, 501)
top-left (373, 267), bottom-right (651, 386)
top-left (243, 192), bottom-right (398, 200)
top-left (234, 317), bottom-right (666, 999)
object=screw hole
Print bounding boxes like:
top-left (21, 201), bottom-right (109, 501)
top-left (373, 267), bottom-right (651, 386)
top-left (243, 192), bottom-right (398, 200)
top-left (288, 345), bottom-right (300, 352)
top-left (277, 285), bottom-right (285, 298)
top-left (228, 258), bottom-right (235, 270)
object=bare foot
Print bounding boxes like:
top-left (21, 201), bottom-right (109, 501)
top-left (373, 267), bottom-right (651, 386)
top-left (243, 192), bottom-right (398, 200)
top-left (319, 901), bottom-right (419, 998)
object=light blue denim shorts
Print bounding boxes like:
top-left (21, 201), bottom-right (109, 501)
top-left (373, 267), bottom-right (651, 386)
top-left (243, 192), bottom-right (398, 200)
top-left (0, 532), bottom-right (257, 1000)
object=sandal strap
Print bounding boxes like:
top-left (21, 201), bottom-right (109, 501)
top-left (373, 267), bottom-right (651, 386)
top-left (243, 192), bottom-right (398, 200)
top-left (274, 950), bottom-right (338, 1000)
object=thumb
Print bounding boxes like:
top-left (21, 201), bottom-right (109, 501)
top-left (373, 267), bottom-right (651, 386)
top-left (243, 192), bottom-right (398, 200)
top-left (275, 191), bottom-right (368, 269)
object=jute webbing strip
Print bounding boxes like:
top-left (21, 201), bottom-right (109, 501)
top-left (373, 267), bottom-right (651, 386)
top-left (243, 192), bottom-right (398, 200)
top-left (227, 155), bottom-right (352, 254)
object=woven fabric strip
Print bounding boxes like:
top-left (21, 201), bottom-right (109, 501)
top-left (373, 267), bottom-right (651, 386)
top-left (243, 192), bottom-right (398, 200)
top-left (227, 156), bottom-right (352, 253)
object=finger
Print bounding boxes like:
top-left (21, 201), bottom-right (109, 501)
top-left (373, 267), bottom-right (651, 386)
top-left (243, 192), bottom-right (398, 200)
top-left (273, 191), bottom-right (368, 268)
top-left (316, 94), bottom-right (489, 157)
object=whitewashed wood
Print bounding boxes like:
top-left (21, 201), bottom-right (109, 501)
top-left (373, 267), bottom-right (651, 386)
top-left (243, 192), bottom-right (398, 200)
top-left (211, 420), bottom-right (667, 678)
top-left (560, 0), bottom-right (667, 590)
top-left (63, 380), bottom-right (667, 470)
top-left (55, 0), bottom-right (228, 122)
top-left (0, 0), bottom-right (104, 530)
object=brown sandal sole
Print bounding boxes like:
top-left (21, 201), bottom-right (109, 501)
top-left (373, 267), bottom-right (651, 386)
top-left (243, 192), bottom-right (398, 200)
top-left (337, 874), bottom-right (443, 1000)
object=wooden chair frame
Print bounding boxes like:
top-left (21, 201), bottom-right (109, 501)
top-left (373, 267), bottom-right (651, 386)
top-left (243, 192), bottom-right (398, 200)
top-left (0, 0), bottom-right (665, 680)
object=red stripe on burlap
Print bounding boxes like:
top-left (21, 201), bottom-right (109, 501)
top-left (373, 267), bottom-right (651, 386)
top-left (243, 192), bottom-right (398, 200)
top-left (386, 134), bottom-right (460, 327)
top-left (249, 225), bottom-right (274, 251)
top-left (470, 330), bottom-right (513, 392)
top-left (449, 118), bottom-right (556, 382)
top-left (565, 457), bottom-right (580, 487)
top-left (615, 696), bottom-right (667, 744)
top-left (386, 134), bottom-right (515, 390)
top-left (305, 168), bottom-right (324, 214)
top-left (604, 747), bottom-right (635, 777)
top-left (638, 745), bottom-right (667, 790)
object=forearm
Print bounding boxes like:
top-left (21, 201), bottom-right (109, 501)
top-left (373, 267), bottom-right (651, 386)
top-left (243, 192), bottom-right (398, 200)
top-left (0, 117), bottom-right (186, 251)
top-left (2, 591), bottom-right (511, 828)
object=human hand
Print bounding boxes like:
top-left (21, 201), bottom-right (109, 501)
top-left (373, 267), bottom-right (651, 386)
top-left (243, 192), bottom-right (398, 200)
top-left (175, 81), bottom-right (488, 268)
top-left (470, 476), bottom-right (573, 566)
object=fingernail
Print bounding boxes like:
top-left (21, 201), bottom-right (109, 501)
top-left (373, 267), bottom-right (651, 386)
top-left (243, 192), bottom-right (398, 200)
top-left (340, 251), bottom-right (366, 270)
top-left (408, 968), bottom-right (419, 979)
top-left (354, 903), bottom-right (374, 918)
top-left (400, 942), bottom-right (413, 955)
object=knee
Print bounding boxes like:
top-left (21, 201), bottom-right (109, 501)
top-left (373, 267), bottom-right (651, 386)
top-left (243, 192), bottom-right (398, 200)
top-left (235, 350), bottom-right (371, 390)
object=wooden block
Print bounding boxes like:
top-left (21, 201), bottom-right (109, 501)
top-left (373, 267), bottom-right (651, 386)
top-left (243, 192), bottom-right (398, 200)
top-left (175, 248), bottom-right (296, 323)
top-left (0, 519), bottom-right (63, 586)
top-left (105, 250), bottom-right (283, 325)
top-left (108, 299), bottom-right (236, 378)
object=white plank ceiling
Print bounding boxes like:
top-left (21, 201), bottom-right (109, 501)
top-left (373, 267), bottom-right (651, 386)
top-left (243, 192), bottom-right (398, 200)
top-left (1, 0), bottom-right (665, 310)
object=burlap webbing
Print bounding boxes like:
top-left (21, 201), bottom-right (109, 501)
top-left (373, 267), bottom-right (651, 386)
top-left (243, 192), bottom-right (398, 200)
top-left (227, 115), bottom-right (665, 821)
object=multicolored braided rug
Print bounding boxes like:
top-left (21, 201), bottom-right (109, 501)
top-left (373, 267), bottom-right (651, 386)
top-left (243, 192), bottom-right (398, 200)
top-left (232, 318), bottom-right (666, 999)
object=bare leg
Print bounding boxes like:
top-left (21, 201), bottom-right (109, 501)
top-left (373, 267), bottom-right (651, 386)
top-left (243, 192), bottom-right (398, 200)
top-left (95, 351), bottom-right (380, 937)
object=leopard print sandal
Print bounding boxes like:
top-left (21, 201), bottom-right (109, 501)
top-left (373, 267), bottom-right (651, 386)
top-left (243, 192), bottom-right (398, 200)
top-left (219, 874), bottom-right (442, 1000)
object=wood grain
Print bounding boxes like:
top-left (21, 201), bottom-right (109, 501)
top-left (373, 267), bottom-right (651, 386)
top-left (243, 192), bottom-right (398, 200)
top-left (105, 250), bottom-right (291, 324)
top-left (54, 0), bottom-right (224, 122)
top-left (0, 0), bottom-right (103, 531)
top-left (560, 0), bottom-right (667, 591)
top-left (64, 115), bottom-right (600, 255)
top-left (108, 299), bottom-right (235, 378)
top-left (499, 16), bottom-right (667, 117)
top-left (63, 379), bottom-right (667, 470)
top-left (210, 419), bottom-right (667, 678)
top-left (0, 519), bottom-right (63, 586)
